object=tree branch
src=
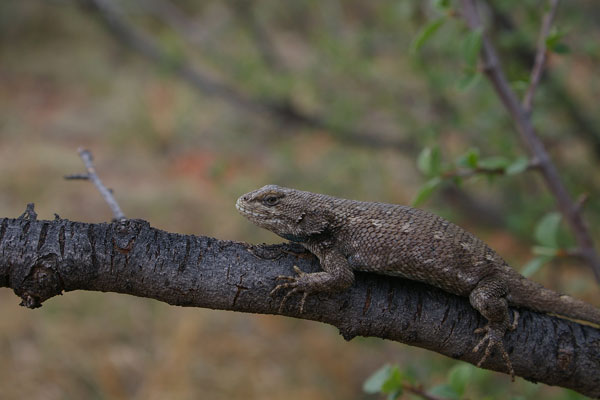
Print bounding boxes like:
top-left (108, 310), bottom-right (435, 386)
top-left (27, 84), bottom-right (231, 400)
top-left (1, 208), bottom-right (599, 396)
top-left (460, 0), bottom-right (600, 282)
top-left (488, 2), bottom-right (600, 160)
top-left (64, 148), bottom-right (126, 221)
top-left (523, 0), bottom-right (560, 113)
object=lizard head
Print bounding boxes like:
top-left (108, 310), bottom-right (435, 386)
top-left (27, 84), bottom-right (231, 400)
top-left (236, 185), bottom-right (331, 242)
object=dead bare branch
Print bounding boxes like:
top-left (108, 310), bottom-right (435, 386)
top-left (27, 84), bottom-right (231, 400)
top-left (65, 148), bottom-right (126, 220)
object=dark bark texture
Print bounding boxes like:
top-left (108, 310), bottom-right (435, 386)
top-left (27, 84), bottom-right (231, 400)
top-left (1, 210), bottom-right (599, 397)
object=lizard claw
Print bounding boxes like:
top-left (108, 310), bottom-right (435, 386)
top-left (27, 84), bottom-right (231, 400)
top-left (274, 275), bottom-right (297, 282)
top-left (269, 281), bottom-right (297, 296)
top-left (473, 324), bottom-right (515, 381)
top-left (274, 266), bottom-right (306, 282)
top-left (270, 265), bottom-right (310, 313)
top-left (278, 287), bottom-right (302, 312)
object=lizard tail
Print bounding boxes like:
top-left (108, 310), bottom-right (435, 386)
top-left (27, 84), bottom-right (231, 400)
top-left (509, 276), bottom-right (600, 325)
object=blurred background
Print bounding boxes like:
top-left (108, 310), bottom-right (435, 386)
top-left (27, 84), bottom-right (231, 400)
top-left (1, 0), bottom-right (599, 398)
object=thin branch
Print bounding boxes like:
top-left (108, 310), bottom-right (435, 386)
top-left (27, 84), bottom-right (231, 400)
top-left (574, 192), bottom-right (589, 213)
top-left (80, 0), bottom-right (415, 153)
top-left (65, 148), bottom-right (126, 220)
top-left (489, 2), bottom-right (600, 160)
top-left (441, 159), bottom-right (539, 179)
top-left (404, 384), bottom-right (449, 400)
top-left (460, 0), bottom-right (600, 282)
top-left (1, 213), bottom-right (599, 396)
top-left (523, 0), bottom-right (560, 113)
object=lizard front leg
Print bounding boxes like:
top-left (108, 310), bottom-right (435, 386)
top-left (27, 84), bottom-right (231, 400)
top-left (270, 249), bottom-right (354, 313)
top-left (469, 276), bottom-right (518, 380)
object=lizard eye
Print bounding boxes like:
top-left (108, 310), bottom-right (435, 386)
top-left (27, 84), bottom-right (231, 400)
top-left (263, 195), bottom-right (280, 206)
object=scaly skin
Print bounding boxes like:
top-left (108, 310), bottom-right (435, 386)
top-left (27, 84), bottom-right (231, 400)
top-left (236, 185), bottom-right (600, 379)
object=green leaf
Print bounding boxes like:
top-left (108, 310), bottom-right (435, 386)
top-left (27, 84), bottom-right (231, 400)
top-left (532, 246), bottom-right (560, 257)
top-left (522, 256), bottom-right (553, 277)
top-left (417, 145), bottom-right (442, 177)
top-left (463, 27), bottom-right (483, 70)
top-left (387, 391), bottom-right (403, 400)
top-left (411, 17), bottom-right (446, 54)
top-left (506, 157), bottom-right (529, 175)
top-left (412, 177), bottom-right (442, 207)
top-left (363, 364), bottom-right (392, 393)
top-left (546, 28), bottom-right (570, 54)
top-left (429, 384), bottom-right (460, 400)
top-left (534, 212), bottom-right (562, 248)
top-left (381, 367), bottom-right (405, 394)
top-left (457, 70), bottom-right (480, 90)
top-left (511, 80), bottom-right (530, 97)
top-left (417, 147), bottom-right (432, 175)
top-left (363, 365), bottom-right (405, 398)
top-left (545, 28), bottom-right (564, 49)
top-left (448, 364), bottom-right (472, 396)
top-left (478, 156), bottom-right (510, 170)
top-left (452, 175), bottom-right (463, 187)
top-left (457, 147), bottom-right (480, 169)
top-left (551, 42), bottom-right (570, 54)
top-left (432, 0), bottom-right (451, 11)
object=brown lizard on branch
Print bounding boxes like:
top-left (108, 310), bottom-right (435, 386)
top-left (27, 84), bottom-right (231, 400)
top-left (236, 185), bottom-right (600, 379)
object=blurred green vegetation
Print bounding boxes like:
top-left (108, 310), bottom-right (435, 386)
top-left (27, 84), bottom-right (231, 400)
top-left (0, 0), bottom-right (598, 399)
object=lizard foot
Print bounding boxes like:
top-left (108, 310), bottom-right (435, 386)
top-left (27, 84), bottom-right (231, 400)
top-left (473, 324), bottom-right (515, 381)
top-left (270, 266), bottom-right (310, 313)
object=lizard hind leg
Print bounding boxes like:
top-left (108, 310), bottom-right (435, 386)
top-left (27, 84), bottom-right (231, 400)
top-left (469, 277), bottom-right (516, 380)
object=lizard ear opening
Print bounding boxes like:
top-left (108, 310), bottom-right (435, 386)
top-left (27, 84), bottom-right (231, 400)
top-left (296, 211), bottom-right (329, 236)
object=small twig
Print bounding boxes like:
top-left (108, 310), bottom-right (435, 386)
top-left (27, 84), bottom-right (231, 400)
top-left (564, 248), bottom-right (584, 258)
top-left (66, 148), bottom-right (126, 220)
top-left (574, 192), bottom-right (589, 213)
top-left (460, 0), bottom-right (600, 282)
top-left (404, 384), bottom-right (449, 400)
top-left (18, 203), bottom-right (38, 221)
top-left (443, 167), bottom-right (503, 179)
top-left (523, 0), bottom-right (560, 113)
top-left (64, 173), bottom-right (91, 180)
top-left (441, 160), bottom-right (538, 179)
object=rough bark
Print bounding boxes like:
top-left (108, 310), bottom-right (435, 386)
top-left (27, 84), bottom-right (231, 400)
top-left (1, 210), bottom-right (599, 397)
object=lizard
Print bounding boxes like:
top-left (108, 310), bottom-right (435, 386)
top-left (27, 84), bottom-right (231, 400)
top-left (235, 184), bottom-right (600, 379)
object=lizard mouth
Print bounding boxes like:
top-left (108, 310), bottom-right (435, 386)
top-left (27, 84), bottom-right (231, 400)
top-left (235, 198), bottom-right (267, 219)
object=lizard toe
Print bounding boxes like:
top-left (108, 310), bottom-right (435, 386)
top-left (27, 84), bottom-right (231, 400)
top-left (270, 281), bottom-right (298, 297)
top-left (274, 275), bottom-right (297, 282)
top-left (277, 287), bottom-right (311, 313)
top-left (473, 324), bottom-right (514, 380)
top-left (292, 265), bottom-right (307, 276)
